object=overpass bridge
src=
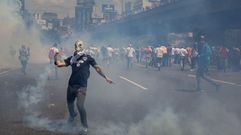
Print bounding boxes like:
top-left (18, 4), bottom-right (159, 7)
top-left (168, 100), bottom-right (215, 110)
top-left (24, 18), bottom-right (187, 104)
top-left (91, 0), bottom-right (241, 46)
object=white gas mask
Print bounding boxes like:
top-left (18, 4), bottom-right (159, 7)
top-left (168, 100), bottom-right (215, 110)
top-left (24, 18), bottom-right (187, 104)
top-left (74, 40), bottom-right (84, 52)
top-left (71, 40), bottom-right (85, 65)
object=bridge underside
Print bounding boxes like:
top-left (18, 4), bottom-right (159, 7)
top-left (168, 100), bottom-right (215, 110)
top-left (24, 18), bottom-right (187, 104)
top-left (91, 0), bottom-right (241, 46)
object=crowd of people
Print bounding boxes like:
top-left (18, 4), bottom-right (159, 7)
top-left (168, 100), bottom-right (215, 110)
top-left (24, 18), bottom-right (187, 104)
top-left (74, 39), bottom-right (240, 74)
top-left (14, 38), bottom-right (240, 77)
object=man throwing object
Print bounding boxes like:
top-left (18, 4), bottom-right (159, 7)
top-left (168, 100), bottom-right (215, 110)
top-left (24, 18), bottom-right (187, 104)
top-left (54, 40), bottom-right (113, 135)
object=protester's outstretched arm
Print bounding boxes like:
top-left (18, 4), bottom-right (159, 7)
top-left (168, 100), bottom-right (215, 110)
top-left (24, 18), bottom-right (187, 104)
top-left (54, 53), bottom-right (67, 67)
top-left (94, 65), bottom-right (113, 84)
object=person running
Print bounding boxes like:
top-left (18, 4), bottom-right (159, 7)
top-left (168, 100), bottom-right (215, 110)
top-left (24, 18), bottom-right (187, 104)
top-left (19, 45), bottom-right (30, 75)
top-left (142, 46), bottom-right (152, 68)
top-left (100, 46), bottom-right (107, 62)
top-left (196, 36), bottom-right (219, 91)
top-left (155, 45), bottom-right (164, 71)
top-left (190, 42), bottom-right (199, 71)
top-left (54, 40), bottom-right (113, 135)
top-left (179, 47), bottom-right (188, 71)
top-left (106, 45), bottom-right (114, 66)
top-left (218, 46), bottom-right (229, 72)
top-left (126, 44), bottom-right (135, 69)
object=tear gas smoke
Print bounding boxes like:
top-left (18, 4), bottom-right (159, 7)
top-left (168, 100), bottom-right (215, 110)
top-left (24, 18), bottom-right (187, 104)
top-left (92, 99), bottom-right (241, 135)
top-left (17, 67), bottom-right (80, 134)
top-left (0, 0), bottom-right (24, 68)
top-left (17, 69), bottom-right (48, 114)
top-left (0, 0), bottom-right (49, 69)
top-left (1, 0), bottom-right (74, 133)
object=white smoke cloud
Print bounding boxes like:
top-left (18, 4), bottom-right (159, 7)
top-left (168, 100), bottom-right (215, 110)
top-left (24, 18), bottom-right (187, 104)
top-left (92, 98), bottom-right (241, 135)
top-left (0, 0), bottom-right (49, 69)
top-left (128, 108), bottom-right (182, 135)
top-left (0, 0), bottom-right (24, 68)
top-left (17, 66), bottom-right (79, 134)
top-left (0, 1), bottom-right (71, 132)
top-left (92, 108), bottom-right (182, 135)
top-left (24, 115), bottom-right (79, 133)
top-left (17, 71), bottom-right (48, 112)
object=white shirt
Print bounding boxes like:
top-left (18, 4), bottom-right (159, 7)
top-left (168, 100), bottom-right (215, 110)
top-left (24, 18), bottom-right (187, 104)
top-left (107, 47), bottom-right (114, 57)
top-left (126, 47), bottom-right (135, 57)
top-left (155, 47), bottom-right (163, 58)
top-left (179, 48), bottom-right (188, 57)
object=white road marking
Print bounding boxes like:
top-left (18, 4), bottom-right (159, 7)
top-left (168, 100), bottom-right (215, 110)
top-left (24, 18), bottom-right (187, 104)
top-left (0, 70), bottom-right (10, 77)
top-left (119, 76), bottom-right (148, 90)
top-left (0, 70), bottom-right (9, 75)
top-left (188, 74), bottom-right (241, 87)
top-left (187, 74), bottom-right (196, 78)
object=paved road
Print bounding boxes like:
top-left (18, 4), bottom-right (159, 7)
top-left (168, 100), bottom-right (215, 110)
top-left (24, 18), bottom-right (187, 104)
top-left (0, 62), bottom-right (241, 135)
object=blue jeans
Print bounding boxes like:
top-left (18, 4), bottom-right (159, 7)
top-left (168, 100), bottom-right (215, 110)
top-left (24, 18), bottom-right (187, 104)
top-left (127, 57), bottom-right (133, 69)
top-left (67, 85), bottom-right (88, 128)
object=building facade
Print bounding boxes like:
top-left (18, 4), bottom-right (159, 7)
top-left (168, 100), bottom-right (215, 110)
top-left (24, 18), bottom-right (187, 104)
top-left (102, 4), bottom-right (117, 21)
top-left (133, 0), bottom-right (152, 14)
top-left (124, 2), bottom-right (132, 16)
top-left (75, 0), bottom-right (95, 31)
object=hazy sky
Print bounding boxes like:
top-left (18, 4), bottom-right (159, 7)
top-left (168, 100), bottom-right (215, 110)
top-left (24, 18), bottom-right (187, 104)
top-left (25, 0), bottom-right (129, 18)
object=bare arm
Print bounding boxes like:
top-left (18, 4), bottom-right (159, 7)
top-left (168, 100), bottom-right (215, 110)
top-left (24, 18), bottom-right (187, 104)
top-left (93, 65), bottom-right (113, 84)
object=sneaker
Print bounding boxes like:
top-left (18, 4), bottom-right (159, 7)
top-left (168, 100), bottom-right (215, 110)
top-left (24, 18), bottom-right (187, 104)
top-left (80, 127), bottom-right (88, 135)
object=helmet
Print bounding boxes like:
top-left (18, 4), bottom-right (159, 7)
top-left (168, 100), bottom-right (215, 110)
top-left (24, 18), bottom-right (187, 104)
top-left (74, 40), bottom-right (84, 52)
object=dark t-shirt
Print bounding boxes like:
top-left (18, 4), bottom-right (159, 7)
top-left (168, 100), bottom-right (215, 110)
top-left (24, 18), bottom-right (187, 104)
top-left (64, 54), bottom-right (97, 87)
